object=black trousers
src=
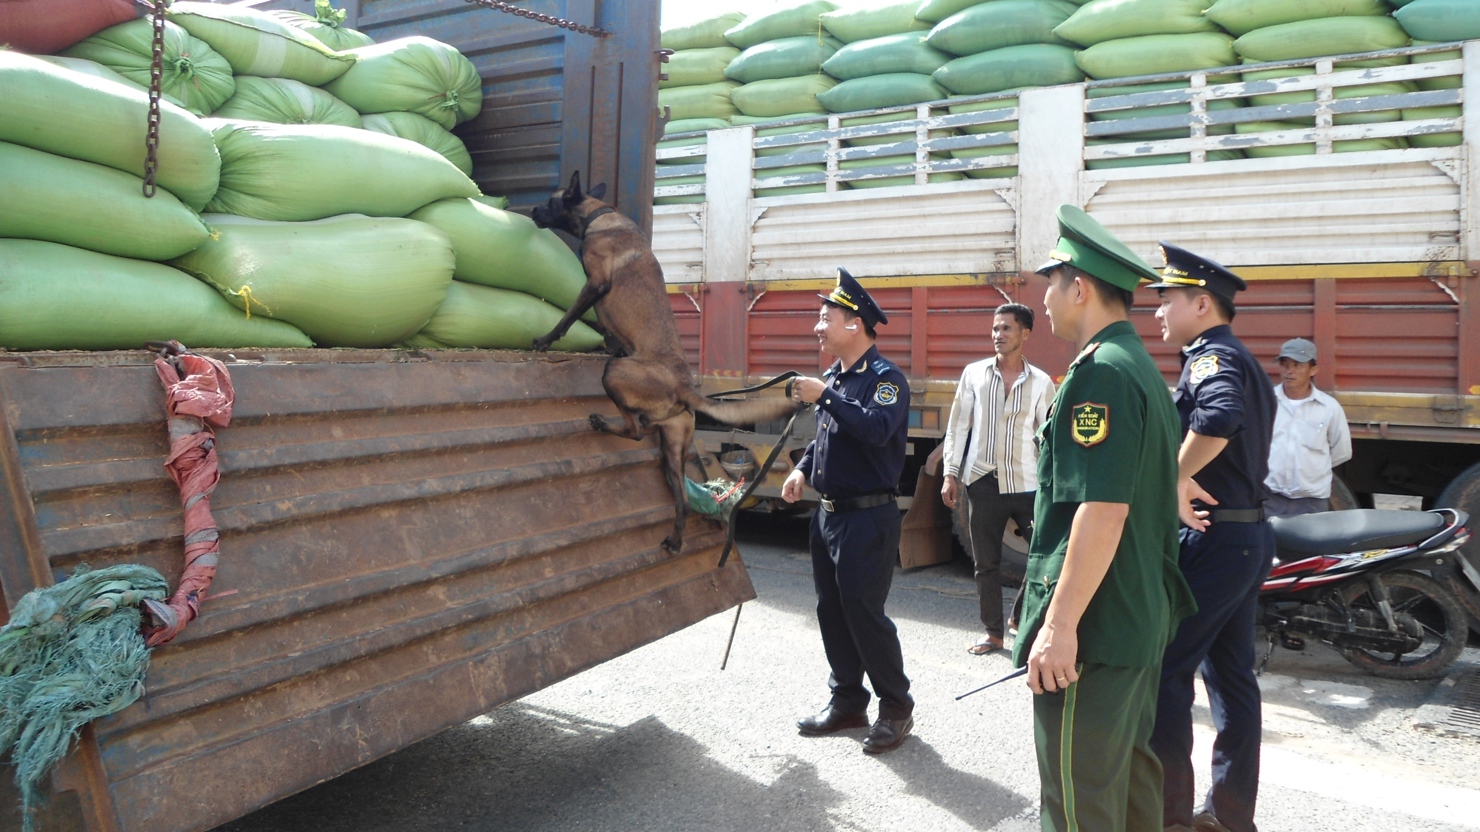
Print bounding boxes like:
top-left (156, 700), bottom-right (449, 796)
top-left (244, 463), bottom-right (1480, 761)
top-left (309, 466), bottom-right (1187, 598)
top-left (1151, 520), bottom-right (1275, 832)
top-left (810, 501), bottom-right (913, 719)
top-left (965, 474), bottom-right (1035, 637)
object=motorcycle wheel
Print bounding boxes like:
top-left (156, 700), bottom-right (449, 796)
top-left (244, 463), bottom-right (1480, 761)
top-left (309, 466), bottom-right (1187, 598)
top-left (1336, 570), bottom-right (1468, 680)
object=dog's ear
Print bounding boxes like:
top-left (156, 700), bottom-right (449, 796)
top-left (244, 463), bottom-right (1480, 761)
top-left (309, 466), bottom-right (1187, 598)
top-left (588, 182), bottom-right (607, 201)
top-left (564, 171), bottom-right (583, 203)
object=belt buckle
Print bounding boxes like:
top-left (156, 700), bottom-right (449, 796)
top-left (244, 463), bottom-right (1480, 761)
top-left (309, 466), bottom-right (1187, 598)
top-left (820, 498), bottom-right (836, 512)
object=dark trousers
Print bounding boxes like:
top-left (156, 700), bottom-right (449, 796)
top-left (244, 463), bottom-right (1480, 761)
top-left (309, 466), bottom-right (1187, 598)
top-left (1151, 521), bottom-right (1275, 832)
top-left (810, 501), bottom-right (913, 719)
top-left (965, 474), bottom-right (1034, 637)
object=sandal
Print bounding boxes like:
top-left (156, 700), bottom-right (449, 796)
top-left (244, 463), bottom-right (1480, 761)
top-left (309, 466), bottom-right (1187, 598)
top-left (967, 635), bottom-right (1004, 655)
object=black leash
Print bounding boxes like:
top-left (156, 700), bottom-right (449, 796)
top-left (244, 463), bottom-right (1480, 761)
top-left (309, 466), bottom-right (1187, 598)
top-left (710, 371), bottom-right (807, 569)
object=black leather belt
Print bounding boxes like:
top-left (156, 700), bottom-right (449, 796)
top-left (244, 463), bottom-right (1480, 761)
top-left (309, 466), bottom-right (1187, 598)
top-left (819, 492), bottom-right (896, 513)
top-left (1209, 507), bottom-right (1265, 524)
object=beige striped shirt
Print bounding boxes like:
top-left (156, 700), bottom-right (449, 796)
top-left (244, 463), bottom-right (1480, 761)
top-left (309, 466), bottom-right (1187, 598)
top-left (941, 357), bottom-right (1055, 494)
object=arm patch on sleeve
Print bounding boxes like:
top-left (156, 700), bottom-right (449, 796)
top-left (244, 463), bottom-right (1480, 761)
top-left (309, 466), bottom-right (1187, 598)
top-left (1071, 402), bottom-right (1109, 447)
top-left (874, 382), bottom-right (900, 405)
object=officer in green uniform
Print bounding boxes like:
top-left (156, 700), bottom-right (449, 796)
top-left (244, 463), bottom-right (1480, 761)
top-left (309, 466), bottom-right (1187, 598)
top-left (1013, 205), bottom-right (1196, 832)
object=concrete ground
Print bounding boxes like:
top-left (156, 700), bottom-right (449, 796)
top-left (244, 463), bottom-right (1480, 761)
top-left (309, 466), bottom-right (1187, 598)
top-left (216, 512), bottom-right (1480, 832)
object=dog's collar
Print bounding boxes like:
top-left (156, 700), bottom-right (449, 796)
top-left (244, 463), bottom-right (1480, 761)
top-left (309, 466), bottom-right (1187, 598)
top-left (581, 206), bottom-right (617, 238)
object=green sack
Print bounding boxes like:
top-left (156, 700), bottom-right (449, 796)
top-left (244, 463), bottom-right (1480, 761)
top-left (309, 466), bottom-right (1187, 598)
top-left (1403, 105), bottom-right (1462, 147)
top-left (949, 95), bottom-right (1019, 134)
top-left (1086, 147), bottom-right (1244, 170)
top-left (1054, 0), bottom-right (1219, 47)
top-left (36, 56), bottom-right (140, 91)
top-left (726, 36), bottom-right (841, 83)
top-left (951, 142), bottom-right (1019, 178)
top-left (821, 2), bottom-right (932, 42)
top-left (0, 51), bottom-right (221, 212)
top-left (1233, 120), bottom-right (1408, 156)
top-left (1205, 0), bottom-right (1393, 38)
top-left (361, 112), bottom-right (474, 177)
top-left (212, 77), bottom-right (362, 127)
top-left (817, 73), bottom-right (946, 113)
top-left (660, 81), bottom-right (743, 120)
top-left (1076, 33), bottom-right (1237, 80)
top-left (406, 198), bottom-right (596, 319)
top-left (665, 117), bottom-right (732, 134)
top-left (657, 134), bottom-right (707, 165)
top-left (928, 0), bottom-right (1078, 56)
top-left (1412, 42), bottom-right (1462, 92)
top-left (663, 11), bottom-right (748, 50)
top-left (732, 75), bottom-right (838, 117)
top-left (1395, 0), bottom-right (1480, 42)
top-left (663, 47), bottom-right (742, 88)
top-left (205, 120), bottom-right (480, 222)
top-left (824, 33), bottom-right (952, 80)
top-left (1234, 17), bottom-right (1410, 63)
top-left (269, 0), bottom-right (376, 51)
top-left (840, 111), bottom-right (954, 147)
top-left (1088, 82), bottom-right (1242, 139)
top-left (0, 239), bottom-right (312, 351)
top-left (0, 141), bottom-right (210, 262)
top-left (755, 163), bottom-right (830, 197)
top-left (62, 19), bottom-right (235, 117)
top-left (724, 1), bottom-right (840, 50)
top-left (1242, 68), bottom-right (1416, 125)
top-left (403, 282), bottom-right (603, 352)
top-left (174, 214), bottom-right (455, 348)
top-left (916, 0), bottom-right (993, 24)
top-left (935, 44), bottom-right (1082, 94)
top-left (167, 1), bottom-right (354, 85)
top-left (325, 37), bottom-right (484, 130)
top-left (654, 173), bottom-right (707, 205)
top-left (755, 120), bottom-right (829, 157)
top-left (841, 154), bottom-right (963, 188)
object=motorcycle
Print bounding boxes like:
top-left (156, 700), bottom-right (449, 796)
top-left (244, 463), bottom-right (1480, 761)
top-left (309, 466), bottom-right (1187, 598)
top-left (1259, 507), bottom-right (1472, 680)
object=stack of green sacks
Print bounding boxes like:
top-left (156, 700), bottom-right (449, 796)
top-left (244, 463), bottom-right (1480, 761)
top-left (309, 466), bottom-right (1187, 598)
top-left (0, 4), bottom-right (599, 354)
top-left (726, 1), bottom-right (841, 119)
top-left (1219, 0), bottom-right (1412, 156)
top-left (1393, 0), bottom-right (1475, 147)
top-left (656, 11), bottom-right (748, 205)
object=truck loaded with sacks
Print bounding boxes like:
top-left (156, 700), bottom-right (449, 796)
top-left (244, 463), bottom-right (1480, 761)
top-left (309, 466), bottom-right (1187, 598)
top-left (0, 3), bottom-right (751, 832)
top-left (652, 0), bottom-right (1480, 595)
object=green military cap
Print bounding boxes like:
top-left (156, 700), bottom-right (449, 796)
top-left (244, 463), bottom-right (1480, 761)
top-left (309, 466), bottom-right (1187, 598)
top-left (1033, 205), bottom-right (1160, 291)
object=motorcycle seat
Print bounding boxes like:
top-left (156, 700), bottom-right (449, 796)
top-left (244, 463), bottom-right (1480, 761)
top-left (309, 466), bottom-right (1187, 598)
top-left (1270, 509), bottom-right (1444, 557)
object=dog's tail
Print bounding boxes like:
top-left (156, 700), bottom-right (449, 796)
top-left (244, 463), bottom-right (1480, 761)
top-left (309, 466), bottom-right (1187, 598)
top-left (685, 389), bottom-right (798, 426)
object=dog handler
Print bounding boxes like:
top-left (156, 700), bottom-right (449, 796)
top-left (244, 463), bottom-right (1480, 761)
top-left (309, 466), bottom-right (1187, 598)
top-left (781, 268), bottom-right (914, 755)
top-left (1017, 206), bottom-right (1194, 831)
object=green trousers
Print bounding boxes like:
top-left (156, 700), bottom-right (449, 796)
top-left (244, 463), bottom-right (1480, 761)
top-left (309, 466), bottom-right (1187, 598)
top-left (1033, 662), bottom-right (1163, 832)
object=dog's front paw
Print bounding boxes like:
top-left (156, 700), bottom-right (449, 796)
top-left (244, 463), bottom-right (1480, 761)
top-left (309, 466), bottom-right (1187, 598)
top-left (588, 413), bottom-right (610, 432)
top-left (531, 334), bottom-right (553, 352)
top-left (661, 534), bottom-right (683, 554)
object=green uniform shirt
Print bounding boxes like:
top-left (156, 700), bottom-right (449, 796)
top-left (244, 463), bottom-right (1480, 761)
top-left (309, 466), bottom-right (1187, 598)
top-left (1012, 320), bottom-right (1195, 668)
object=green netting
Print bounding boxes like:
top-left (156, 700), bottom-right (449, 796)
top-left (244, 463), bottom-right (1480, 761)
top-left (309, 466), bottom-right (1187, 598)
top-left (1, 564), bottom-right (168, 832)
top-left (1395, 0), bottom-right (1480, 41)
top-left (269, 0), bottom-right (376, 51)
top-left (173, 213), bottom-right (456, 348)
top-left (732, 75), bottom-right (837, 117)
top-left (934, 43), bottom-right (1082, 95)
top-left (168, 0), bottom-right (354, 85)
top-left (662, 47), bottom-right (742, 88)
top-left (927, 0), bottom-right (1078, 56)
top-left (1205, 0), bottom-right (1393, 38)
top-left (1053, 0), bottom-right (1219, 47)
top-left (725, 35), bottom-right (841, 83)
top-left (212, 77), bottom-right (362, 128)
top-left (0, 141), bottom-right (210, 261)
top-left (1075, 32), bottom-right (1237, 80)
top-left (62, 18), bottom-right (235, 117)
top-left (402, 281), bottom-right (603, 351)
top-left (724, 1), bottom-right (840, 50)
top-left (660, 81), bottom-right (743, 120)
top-left (325, 36), bottom-right (484, 130)
top-left (662, 11), bottom-right (748, 50)
top-left (2, 51), bottom-right (221, 212)
top-left (0, 239), bottom-right (313, 350)
top-left (823, 33), bottom-right (952, 80)
top-left (361, 112), bottom-right (474, 176)
top-left (685, 478), bottom-right (750, 518)
top-left (821, 1), bottom-right (931, 43)
top-left (1233, 16), bottom-right (1411, 63)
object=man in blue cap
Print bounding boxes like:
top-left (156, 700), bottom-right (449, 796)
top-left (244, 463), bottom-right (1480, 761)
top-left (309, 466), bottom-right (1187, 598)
top-left (781, 267), bottom-right (914, 754)
top-left (1147, 243), bottom-right (1277, 832)
top-left (1019, 206), bottom-right (1192, 831)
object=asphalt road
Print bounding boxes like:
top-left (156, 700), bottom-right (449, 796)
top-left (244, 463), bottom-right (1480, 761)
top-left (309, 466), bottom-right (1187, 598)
top-left (216, 512), bottom-right (1480, 832)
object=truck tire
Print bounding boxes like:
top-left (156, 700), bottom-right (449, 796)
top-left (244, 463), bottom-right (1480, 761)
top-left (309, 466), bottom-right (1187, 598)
top-left (1437, 460), bottom-right (1480, 633)
top-left (1328, 473), bottom-right (1359, 511)
top-left (1336, 570), bottom-right (1468, 680)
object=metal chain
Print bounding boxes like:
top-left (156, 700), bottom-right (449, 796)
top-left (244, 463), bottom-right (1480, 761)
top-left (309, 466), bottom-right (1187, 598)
top-left (143, 0), bottom-right (167, 198)
top-left (461, 0), bottom-right (611, 37)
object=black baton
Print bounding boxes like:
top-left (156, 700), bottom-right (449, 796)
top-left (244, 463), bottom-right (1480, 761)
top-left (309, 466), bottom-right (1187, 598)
top-left (956, 666), bottom-right (1029, 700)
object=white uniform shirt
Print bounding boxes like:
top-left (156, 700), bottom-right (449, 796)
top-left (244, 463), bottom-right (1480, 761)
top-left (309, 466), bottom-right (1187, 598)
top-left (941, 357), bottom-right (1055, 494)
top-left (1265, 384), bottom-right (1352, 500)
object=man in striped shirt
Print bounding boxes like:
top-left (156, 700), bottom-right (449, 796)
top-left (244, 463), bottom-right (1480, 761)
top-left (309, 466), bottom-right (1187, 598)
top-left (941, 303), bottom-right (1056, 654)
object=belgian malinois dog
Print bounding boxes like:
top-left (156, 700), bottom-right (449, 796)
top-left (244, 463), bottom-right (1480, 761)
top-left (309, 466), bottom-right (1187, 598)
top-left (531, 172), bottom-right (797, 554)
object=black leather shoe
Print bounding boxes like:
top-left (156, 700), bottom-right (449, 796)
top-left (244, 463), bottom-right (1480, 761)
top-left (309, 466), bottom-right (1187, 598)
top-left (862, 715), bottom-right (913, 754)
top-left (797, 707), bottom-right (869, 736)
top-left (1191, 812), bottom-right (1232, 832)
